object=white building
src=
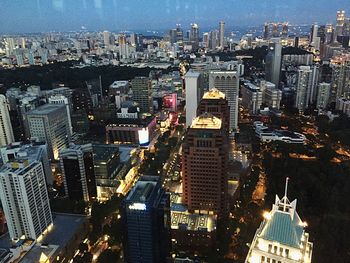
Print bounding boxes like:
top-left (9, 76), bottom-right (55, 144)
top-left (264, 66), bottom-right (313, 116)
top-left (260, 81), bottom-right (282, 110)
top-left (241, 82), bottom-right (263, 114)
top-left (336, 97), bottom-right (350, 116)
top-left (0, 95), bottom-right (15, 147)
top-left (26, 104), bottom-right (71, 160)
top-left (295, 66), bottom-right (313, 111)
top-left (0, 160), bottom-right (52, 240)
top-left (316, 82), bottom-right (331, 109)
top-left (209, 70), bottom-right (240, 131)
top-left (245, 180), bottom-right (313, 263)
top-left (48, 95), bottom-right (73, 136)
top-left (185, 71), bottom-right (201, 128)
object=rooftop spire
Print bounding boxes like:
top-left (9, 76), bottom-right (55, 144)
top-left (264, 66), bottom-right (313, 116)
top-left (283, 177), bottom-right (289, 212)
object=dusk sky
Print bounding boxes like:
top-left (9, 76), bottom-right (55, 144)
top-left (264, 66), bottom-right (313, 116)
top-left (1, 0), bottom-right (349, 33)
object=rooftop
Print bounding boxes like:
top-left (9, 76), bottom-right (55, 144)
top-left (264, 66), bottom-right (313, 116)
top-left (191, 113), bottom-right (222, 130)
top-left (127, 181), bottom-right (156, 203)
top-left (26, 103), bottom-right (65, 115)
top-left (93, 144), bottom-right (120, 162)
top-left (202, 88), bottom-right (226, 100)
top-left (185, 71), bottom-right (200, 78)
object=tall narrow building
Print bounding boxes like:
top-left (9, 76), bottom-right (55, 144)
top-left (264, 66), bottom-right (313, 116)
top-left (245, 179), bottom-right (313, 263)
top-left (131, 77), bottom-right (153, 113)
top-left (185, 71), bottom-right (202, 128)
top-left (295, 66), bottom-right (313, 111)
top-left (26, 104), bottom-right (71, 160)
top-left (265, 42), bottom-right (282, 88)
top-left (182, 113), bottom-right (229, 215)
top-left (48, 94), bottom-right (73, 136)
top-left (0, 160), bottom-right (52, 240)
top-left (59, 143), bottom-right (96, 202)
top-left (121, 176), bottom-right (170, 263)
top-left (219, 21), bottom-right (225, 49)
top-left (209, 70), bottom-right (240, 131)
top-left (0, 95), bottom-right (15, 147)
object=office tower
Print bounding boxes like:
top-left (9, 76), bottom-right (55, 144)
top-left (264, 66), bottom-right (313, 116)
top-left (0, 160), bottom-right (52, 240)
top-left (219, 21), bottom-right (225, 49)
top-left (294, 36), bottom-right (299, 48)
top-left (93, 144), bottom-right (120, 199)
top-left (202, 32), bottom-right (209, 48)
top-left (317, 82), bottom-right (331, 109)
top-left (0, 95), bottom-right (15, 147)
top-left (265, 42), bottom-right (282, 88)
top-left (175, 24), bottom-right (183, 43)
top-left (260, 81), bottom-right (283, 110)
top-left (241, 82), bottom-right (263, 114)
top-left (16, 54), bottom-right (24, 66)
top-left (0, 141), bottom-right (53, 185)
top-left (272, 23), bottom-right (279, 37)
top-left (197, 88), bottom-right (230, 134)
top-left (182, 113), bottom-right (228, 215)
top-left (185, 71), bottom-right (201, 127)
top-left (26, 104), bottom-right (71, 160)
top-left (310, 24), bottom-right (321, 49)
top-left (343, 18), bottom-right (350, 36)
top-left (325, 24), bottom-right (334, 44)
top-left (190, 23), bottom-right (199, 49)
top-left (103, 31), bottom-right (111, 47)
top-left (169, 28), bottom-right (177, 44)
top-left (335, 10), bottom-right (346, 42)
top-left (121, 176), bottom-right (170, 263)
top-left (59, 143), bottom-right (96, 202)
top-left (209, 70), bottom-right (240, 131)
top-left (209, 30), bottom-right (218, 50)
top-left (245, 180), bottom-right (313, 263)
top-left (295, 66), bottom-right (312, 111)
top-left (263, 23), bottom-right (269, 39)
top-left (282, 22), bottom-right (288, 37)
top-left (48, 95), bottom-right (73, 136)
top-left (118, 34), bottom-right (129, 59)
top-left (131, 77), bottom-right (152, 113)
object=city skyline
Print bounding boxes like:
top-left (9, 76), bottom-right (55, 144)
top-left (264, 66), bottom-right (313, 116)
top-left (1, 0), bottom-right (350, 34)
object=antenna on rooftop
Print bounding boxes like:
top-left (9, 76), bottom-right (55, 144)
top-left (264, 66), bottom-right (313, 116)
top-left (283, 177), bottom-right (289, 212)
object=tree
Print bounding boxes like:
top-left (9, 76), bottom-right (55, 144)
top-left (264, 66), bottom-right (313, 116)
top-left (97, 249), bottom-right (120, 263)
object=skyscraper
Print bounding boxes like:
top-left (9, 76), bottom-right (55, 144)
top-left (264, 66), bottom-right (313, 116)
top-left (185, 71), bottom-right (201, 127)
top-left (131, 77), bottom-right (153, 113)
top-left (219, 21), bottom-right (225, 49)
top-left (317, 82), bottom-right (331, 109)
top-left (335, 10), bottom-right (346, 41)
top-left (182, 113), bottom-right (229, 215)
top-left (0, 160), bottom-right (52, 240)
top-left (245, 180), bottom-right (313, 263)
top-left (103, 30), bottom-right (111, 47)
top-left (295, 66), bottom-right (313, 111)
top-left (0, 95), bottom-right (15, 147)
top-left (121, 176), bottom-right (170, 263)
top-left (197, 88), bottom-right (230, 134)
top-left (26, 104), bottom-right (71, 160)
top-left (190, 23), bottom-right (199, 49)
top-left (48, 94), bottom-right (73, 136)
top-left (59, 143), bottom-right (96, 202)
top-left (265, 42), bottom-right (282, 88)
top-left (209, 70), bottom-right (240, 131)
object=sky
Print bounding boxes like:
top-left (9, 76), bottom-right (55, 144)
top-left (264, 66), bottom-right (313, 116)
top-left (1, 0), bottom-right (349, 34)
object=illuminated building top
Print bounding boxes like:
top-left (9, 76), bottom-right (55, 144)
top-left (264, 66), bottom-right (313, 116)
top-left (202, 88), bottom-right (226, 100)
top-left (245, 178), bottom-right (313, 263)
top-left (190, 113), bottom-right (222, 130)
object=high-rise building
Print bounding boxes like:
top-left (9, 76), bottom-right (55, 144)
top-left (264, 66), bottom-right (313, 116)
top-left (335, 10), bottom-right (346, 41)
top-left (182, 113), bottom-right (229, 215)
top-left (295, 66), bottom-right (313, 111)
top-left (259, 81), bottom-right (282, 110)
top-left (209, 30), bottom-right (219, 50)
top-left (282, 22), bottom-right (288, 37)
top-left (241, 82), bottom-right (263, 114)
top-left (131, 77), bottom-right (153, 113)
top-left (185, 71), bottom-right (201, 127)
top-left (265, 42), bottom-right (282, 88)
top-left (219, 21), bottom-right (225, 49)
top-left (0, 160), bottom-right (52, 240)
top-left (197, 88), bottom-right (230, 134)
top-left (26, 104), bottom-right (71, 160)
top-left (0, 141), bottom-right (53, 185)
top-left (121, 176), bottom-right (170, 263)
top-left (316, 82), bottom-right (331, 109)
top-left (209, 70), bottom-right (240, 131)
top-left (59, 143), bottom-right (96, 202)
top-left (48, 95), bottom-right (73, 136)
top-left (245, 180), bottom-right (313, 263)
top-left (190, 23), bottom-right (199, 49)
top-left (103, 31), bottom-right (111, 47)
top-left (330, 54), bottom-right (350, 102)
top-left (0, 95), bottom-right (15, 147)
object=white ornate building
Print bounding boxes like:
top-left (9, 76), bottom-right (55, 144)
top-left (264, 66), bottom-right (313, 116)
top-left (245, 180), bottom-right (313, 263)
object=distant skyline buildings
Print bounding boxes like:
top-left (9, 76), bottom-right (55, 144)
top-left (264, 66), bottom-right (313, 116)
top-left (0, 0), bottom-right (350, 34)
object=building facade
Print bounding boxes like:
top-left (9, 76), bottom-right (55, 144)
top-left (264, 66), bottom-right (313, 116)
top-left (0, 160), bottom-right (52, 240)
top-left (131, 77), bottom-right (153, 113)
top-left (0, 95), bottom-right (15, 147)
top-left (185, 71), bottom-right (202, 128)
top-left (182, 113), bottom-right (229, 215)
top-left (121, 176), bottom-right (170, 263)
